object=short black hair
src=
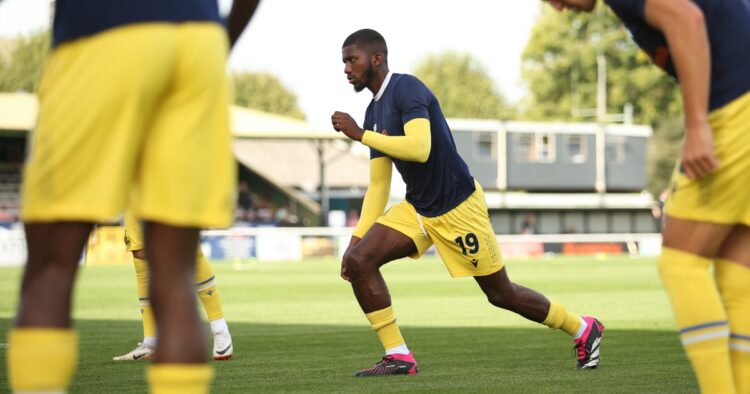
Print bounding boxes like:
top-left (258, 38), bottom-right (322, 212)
top-left (342, 28), bottom-right (388, 58)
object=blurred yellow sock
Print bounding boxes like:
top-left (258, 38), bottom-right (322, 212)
top-left (148, 364), bottom-right (213, 394)
top-left (716, 258), bottom-right (750, 394)
top-left (8, 328), bottom-right (77, 393)
top-left (659, 248), bottom-right (734, 393)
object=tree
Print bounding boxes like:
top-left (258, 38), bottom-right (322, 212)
top-left (0, 30), bottom-right (50, 93)
top-left (232, 72), bottom-right (305, 120)
top-left (647, 116), bottom-right (683, 196)
top-left (412, 51), bottom-right (511, 119)
top-left (521, 5), bottom-right (683, 195)
top-left (0, 34), bottom-right (307, 120)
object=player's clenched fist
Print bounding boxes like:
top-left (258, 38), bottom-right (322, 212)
top-left (331, 111), bottom-right (365, 141)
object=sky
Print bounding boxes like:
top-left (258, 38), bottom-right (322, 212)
top-left (0, 0), bottom-right (543, 129)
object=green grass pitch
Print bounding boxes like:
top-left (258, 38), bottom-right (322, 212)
top-left (0, 255), bottom-right (697, 393)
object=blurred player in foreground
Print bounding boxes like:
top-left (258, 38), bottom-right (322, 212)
top-left (113, 210), bottom-right (233, 362)
top-left (331, 29), bottom-right (603, 377)
top-left (547, 0), bottom-right (750, 392)
top-left (6, 0), bottom-right (259, 392)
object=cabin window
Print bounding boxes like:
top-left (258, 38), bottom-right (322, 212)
top-left (606, 136), bottom-right (626, 163)
top-left (515, 134), bottom-right (534, 162)
top-left (566, 135), bottom-right (587, 163)
top-left (514, 133), bottom-right (555, 163)
top-left (537, 134), bottom-right (555, 163)
top-left (476, 133), bottom-right (495, 159)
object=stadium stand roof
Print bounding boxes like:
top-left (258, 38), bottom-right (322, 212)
top-left (0, 92), bottom-right (37, 132)
top-left (0, 92), bottom-right (369, 206)
top-left (233, 139), bottom-right (369, 191)
top-left (229, 105), bottom-right (369, 192)
top-left (232, 106), bottom-right (348, 140)
top-left (0, 92), bottom-right (349, 138)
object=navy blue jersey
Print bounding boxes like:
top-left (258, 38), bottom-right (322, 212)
top-left (364, 73), bottom-right (475, 217)
top-left (53, 0), bottom-right (222, 47)
top-left (605, 0), bottom-right (750, 111)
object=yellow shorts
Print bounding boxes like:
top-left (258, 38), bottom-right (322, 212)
top-left (377, 181), bottom-right (503, 277)
top-left (22, 23), bottom-right (235, 228)
top-left (665, 90), bottom-right (750, 226)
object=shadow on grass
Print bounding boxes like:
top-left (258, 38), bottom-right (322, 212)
top-left (0, 318), bottom-right (696, 394)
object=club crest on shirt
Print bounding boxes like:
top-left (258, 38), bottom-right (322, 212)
top-left (374, 123), bottom-right (388, 135)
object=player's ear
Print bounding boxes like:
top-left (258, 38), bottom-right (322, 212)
top-left (372, 53), bottom-right (384, 67)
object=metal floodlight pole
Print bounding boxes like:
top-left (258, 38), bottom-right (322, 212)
top-left (317, 141), bottom-right (328, 227)
top-left (595, 53), bottom-right (607, 202)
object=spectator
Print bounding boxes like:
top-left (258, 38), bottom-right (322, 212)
top-left (520, 214), bottom-right (536, 235)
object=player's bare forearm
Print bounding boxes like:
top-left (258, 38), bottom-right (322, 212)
top-left (227, 0), bottom-right (261, 49)
top-left (331, 111), bottom-right (365, 141)
top-left (644, 0), bottom-right (716, 179)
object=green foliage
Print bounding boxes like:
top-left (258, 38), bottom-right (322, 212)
top-left (0, 34), bottom-right (306, 120)
top-left (648, 116), bottom-right (683, 195)
top-left (521, 5), bottom-right (684, 195)
top-left (0, 30), bottom-right (50, 93)
top-left (232, 72), bottom-right (305, 120)
top-left (0, 32), bottom-right (306, 121)
top-left (0, 58), bottom-right (6, 84)
top-left (412, 51), bottom-right (511, 119)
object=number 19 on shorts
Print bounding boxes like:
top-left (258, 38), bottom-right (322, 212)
top-left (454, 232), bottom-right (479, 255)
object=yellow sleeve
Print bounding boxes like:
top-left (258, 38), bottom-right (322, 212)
top-left (360, 118), bottom-right (431, 163)
top-left (352, 156), bottom-right (392, 238)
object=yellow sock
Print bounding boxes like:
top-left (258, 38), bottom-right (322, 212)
top-left (732, 352), bottom-right (750, 394)
top-left (198, 285), bottom-right (224, 321)
top-left (716, 258), bottom-right (750, 394)
top-left (366, 306), bottom-right (405, 350)
top-left (194, 252), bottom-right (224, 321)
top-left (148, 364), bottom-right (213, 394)
top-left (659, 247), bottom-right (734, 393)
top-left (135, 257), bottom-right (157, 338)
top-left (8, 328), bottom-right (78, 392)
top-left (543, 301), bottom-right (582, 336)
top-left (141, 305), bottom-right (157, 339)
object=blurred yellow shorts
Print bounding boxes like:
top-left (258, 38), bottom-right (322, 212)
top-left (377, 181), bottom-right (504, 277)
top-left (665, 90), bottom-right (750, 226)
top-left (22, 22), bottom-right (235, 228)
